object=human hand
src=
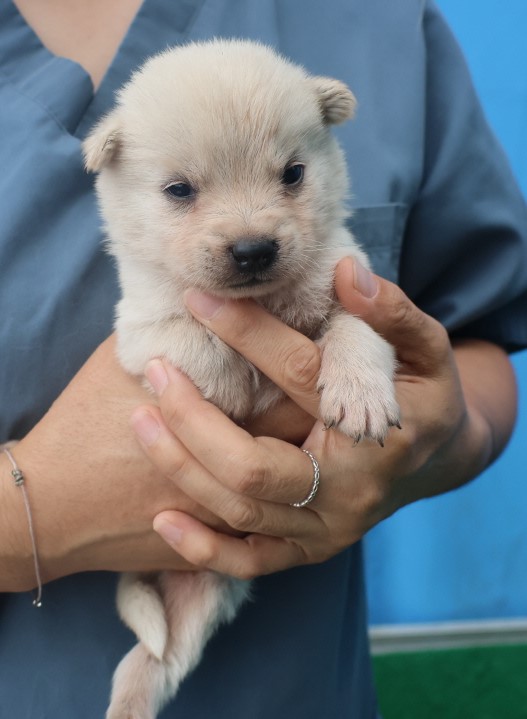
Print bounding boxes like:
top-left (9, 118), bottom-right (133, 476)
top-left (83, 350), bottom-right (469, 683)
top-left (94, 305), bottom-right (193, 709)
top-left (3, 337), bottom-right (239, 591)
top-left (131, 257), bottom-right (501, 578)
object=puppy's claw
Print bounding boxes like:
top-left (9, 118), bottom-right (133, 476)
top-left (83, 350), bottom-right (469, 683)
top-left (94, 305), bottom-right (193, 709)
top-left (322, 403), bottom-right (402, 446)
top-left (322, 405), bottom-right (346, 432)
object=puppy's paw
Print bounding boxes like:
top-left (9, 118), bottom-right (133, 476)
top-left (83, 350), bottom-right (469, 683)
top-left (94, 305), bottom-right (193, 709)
top-left (318, 371), bottom-right (400, 445)
top-left (317, 313), bottom-right (400, 445)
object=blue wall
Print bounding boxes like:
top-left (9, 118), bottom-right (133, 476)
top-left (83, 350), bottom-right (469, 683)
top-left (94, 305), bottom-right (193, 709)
top-left (365, 0), bottom-right (527, 624)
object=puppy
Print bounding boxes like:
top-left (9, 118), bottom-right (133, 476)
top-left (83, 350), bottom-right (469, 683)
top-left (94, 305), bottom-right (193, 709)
top-left (84, 40), bottom-right (399, 719)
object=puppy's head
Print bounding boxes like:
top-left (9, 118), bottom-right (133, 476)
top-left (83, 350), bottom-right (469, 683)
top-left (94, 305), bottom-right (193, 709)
top-left (84, 40), bottom-right (356, 298)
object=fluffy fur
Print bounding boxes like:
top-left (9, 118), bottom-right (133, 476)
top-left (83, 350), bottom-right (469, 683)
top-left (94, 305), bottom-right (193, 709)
top-left (84, 40), bottom-right (399, 719)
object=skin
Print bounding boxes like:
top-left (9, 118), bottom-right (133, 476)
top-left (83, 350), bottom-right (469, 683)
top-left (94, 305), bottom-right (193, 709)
top-left (0, 338), bottom-right (199, 591)
top-left (13, 0), bottom-right (143, 92)
top-left (136, 258), bottom-right (517, 578)
top-left (0, 259), bottom-right (518, 592)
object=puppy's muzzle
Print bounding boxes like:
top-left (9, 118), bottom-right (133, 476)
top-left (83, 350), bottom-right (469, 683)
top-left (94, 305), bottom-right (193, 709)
top-left (229, 237), bottom-right (278, 274)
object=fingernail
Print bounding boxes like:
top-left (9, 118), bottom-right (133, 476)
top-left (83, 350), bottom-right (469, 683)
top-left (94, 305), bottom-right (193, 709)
top-left (184, 289), bottom-right (225, 320)
top-left (145, 359), bottom-right (168, 396)
top-left (153, 518), bottom-right (183, 546)
top-left (353, 259), bottom-right (378, 298)
top-left (131, 409), bottom-right (160, 446)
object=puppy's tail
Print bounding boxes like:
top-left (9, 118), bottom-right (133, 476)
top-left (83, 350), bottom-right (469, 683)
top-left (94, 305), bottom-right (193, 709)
top-left (117, 573), bottom-right (169, 661)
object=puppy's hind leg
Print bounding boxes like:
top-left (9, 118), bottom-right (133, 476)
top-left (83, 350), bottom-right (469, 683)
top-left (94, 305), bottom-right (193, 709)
top-left (161, 572), bottom-right (250, 706)
top-left (107, 572), bottom-right (250, 719)
top-left (106, 643), bottom-right (167, 719)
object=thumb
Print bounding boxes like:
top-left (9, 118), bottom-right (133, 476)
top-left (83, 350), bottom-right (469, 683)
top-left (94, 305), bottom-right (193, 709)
top-left (335, 257), bottom-right (451, 374)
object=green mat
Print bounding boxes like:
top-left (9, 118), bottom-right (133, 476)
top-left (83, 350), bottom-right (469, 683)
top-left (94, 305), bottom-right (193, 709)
top-left (373, 644), bottom-right (527, 718)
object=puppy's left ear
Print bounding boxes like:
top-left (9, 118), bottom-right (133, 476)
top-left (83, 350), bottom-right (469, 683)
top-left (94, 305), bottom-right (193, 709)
top-left (83, 112), bottom-right (122, 173)
top-left (311, 77), bottom-right (357, 125)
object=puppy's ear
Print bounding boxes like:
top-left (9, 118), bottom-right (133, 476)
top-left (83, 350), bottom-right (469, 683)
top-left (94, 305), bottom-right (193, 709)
top-left (83, 112), bottom-right (122, 173)
top-left (311, 77), bottom-right (357, 125)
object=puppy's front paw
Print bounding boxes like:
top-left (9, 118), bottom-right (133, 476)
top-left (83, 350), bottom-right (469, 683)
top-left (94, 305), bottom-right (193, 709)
top-left (318, 370), bottom-right (400, 445)
top-left (317, 314), bottom-right (400, 445)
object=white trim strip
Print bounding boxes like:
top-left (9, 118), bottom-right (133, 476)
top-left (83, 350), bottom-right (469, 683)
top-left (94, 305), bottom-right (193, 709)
top-left (369, 618), bottom-right (527, 655)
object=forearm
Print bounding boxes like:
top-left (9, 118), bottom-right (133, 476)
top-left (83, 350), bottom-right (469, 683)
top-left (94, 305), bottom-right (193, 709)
top-left (453, 338), bottom-right (518, 465)
top-left (402, 337), bottom-right (518, 504)
top-left (0, 338), bottom-right (227, 593)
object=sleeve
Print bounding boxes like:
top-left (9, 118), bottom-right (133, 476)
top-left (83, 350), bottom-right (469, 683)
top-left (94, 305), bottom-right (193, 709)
top-left (399, 1), bottom-right (527, 352)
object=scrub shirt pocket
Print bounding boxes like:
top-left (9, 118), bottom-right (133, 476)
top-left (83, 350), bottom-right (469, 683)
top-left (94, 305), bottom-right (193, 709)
top-left (347, 203), bottom-right (408, 284)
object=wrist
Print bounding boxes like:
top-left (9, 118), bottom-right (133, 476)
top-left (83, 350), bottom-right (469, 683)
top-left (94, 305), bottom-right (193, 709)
top-left (0, 450), bottom-right (39, 592)
top-left (456, 403), bottom-right (495, 483)
top-left (452, 338), bottom-right (517, 466)
top-left (12, 432), bottom-right (96, 583)
top-left (421, 338), bottom-right (513, 496)
top-left (396, 399), bottom-right (494, 508)
top-left (7, 431), bottom-right (83, 585)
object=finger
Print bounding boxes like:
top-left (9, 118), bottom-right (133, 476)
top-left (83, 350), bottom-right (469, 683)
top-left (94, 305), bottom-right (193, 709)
top-left (153, 510), bottom-right (310, 579)
top-left (131, 405), bottom-right (322, 537)
top-left (335, 256), bottom-right (452, 374)
top-left (145, 360), bottom-right (321, 505)
top-left (183, 290), bottom-right (321, 418)
top-left (245, 396), bottom-right (314, 445)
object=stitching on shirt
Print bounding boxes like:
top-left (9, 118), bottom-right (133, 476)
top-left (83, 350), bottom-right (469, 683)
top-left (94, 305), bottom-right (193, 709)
top-left (0, 68), bottom-right (75, 137)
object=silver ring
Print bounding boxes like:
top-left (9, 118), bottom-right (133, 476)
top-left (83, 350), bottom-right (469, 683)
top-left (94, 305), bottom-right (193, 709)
top-left (290, 450), bottom-right (320, 508)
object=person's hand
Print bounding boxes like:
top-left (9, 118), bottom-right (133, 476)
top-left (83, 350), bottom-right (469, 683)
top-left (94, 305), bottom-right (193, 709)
top-left (130, 257), bottom-right (513, 579)
top-left (2, 336), bottom-right (244, 592)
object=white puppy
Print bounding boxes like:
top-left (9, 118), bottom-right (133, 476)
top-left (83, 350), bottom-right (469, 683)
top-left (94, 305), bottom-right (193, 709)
top-left (84, 40), bottom-right (399, 719)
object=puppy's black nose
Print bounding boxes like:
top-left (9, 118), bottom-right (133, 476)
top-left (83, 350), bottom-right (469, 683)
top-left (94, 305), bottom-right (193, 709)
top-left (230, 238), bottom-right (278, 273)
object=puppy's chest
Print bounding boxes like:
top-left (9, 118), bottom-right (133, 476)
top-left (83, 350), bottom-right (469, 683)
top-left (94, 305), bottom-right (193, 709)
top-left (118, 283), bottom-right (335, 421)
top-left (183, 293), bottom-right (333, 420)
top-left (257, 287), bottom-right (335, 339)
top-left (215, 295), bottom-right (335, 419)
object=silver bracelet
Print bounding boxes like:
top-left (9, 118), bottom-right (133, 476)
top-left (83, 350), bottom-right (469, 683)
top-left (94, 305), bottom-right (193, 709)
top-left (3, 448), bottom-right (43, 607)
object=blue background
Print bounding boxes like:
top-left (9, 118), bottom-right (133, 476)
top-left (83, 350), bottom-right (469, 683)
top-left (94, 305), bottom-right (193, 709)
top-left (365, 0), bottom-right (527, 624)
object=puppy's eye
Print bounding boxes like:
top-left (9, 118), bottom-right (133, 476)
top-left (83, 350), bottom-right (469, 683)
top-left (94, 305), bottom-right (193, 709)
top-left (164, 182), bottom-right (194, 199)
top-left (282, 163), bottom-right (305, 187)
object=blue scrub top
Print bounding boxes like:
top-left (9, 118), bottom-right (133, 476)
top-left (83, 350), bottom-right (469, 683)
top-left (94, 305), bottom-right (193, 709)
top-left (1, 1), bottom-right (527, 717)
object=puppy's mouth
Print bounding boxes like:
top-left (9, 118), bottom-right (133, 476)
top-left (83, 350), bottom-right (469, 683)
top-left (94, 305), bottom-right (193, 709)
top-left (228, 276), bottom-right (272, 289)
top-left (222, 273), bottom-right (283, 298)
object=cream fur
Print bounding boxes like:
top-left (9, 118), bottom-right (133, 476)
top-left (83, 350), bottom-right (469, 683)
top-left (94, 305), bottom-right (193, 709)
top-left (84, 40), bottom-right (399, 718)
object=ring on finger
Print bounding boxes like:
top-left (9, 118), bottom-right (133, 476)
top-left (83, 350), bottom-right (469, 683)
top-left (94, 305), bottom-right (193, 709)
top-left (290, 449), bottom-right (320, 508)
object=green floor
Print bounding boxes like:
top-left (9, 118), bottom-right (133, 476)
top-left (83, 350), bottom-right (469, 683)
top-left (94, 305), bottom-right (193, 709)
top-left (373, 644), bottom-right (527, 718)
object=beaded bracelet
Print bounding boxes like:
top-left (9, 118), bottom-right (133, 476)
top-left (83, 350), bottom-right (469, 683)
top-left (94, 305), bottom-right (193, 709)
top-left (3, 447), bottom-right (43, 607)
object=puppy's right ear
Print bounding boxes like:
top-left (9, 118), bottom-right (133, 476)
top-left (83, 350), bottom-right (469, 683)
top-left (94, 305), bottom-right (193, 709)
top-left (83, 112), bottom-right (122, 173)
